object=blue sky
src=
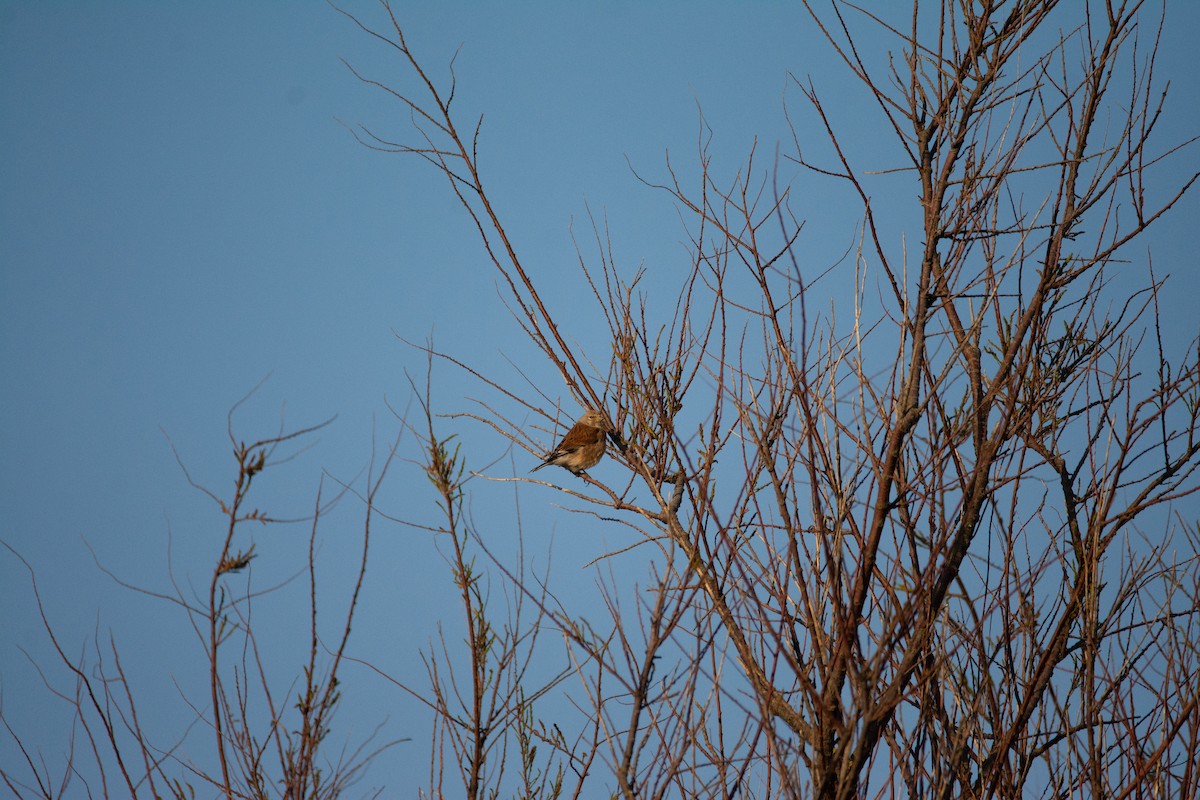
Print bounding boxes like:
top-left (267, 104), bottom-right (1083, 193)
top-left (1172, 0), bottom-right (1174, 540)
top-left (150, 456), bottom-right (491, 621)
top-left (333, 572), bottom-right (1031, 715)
top-left (3, 2), bottom-right (1199, 795)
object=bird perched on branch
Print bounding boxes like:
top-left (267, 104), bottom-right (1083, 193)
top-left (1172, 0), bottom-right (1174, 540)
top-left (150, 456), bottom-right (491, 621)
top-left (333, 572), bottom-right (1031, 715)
top-left (532, 409), bottom-right (609, 476)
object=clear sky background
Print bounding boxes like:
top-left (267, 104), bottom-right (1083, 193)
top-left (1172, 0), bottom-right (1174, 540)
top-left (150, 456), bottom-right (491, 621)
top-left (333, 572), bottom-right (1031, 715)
top-left (3, 2), bottom-right (1199, 796)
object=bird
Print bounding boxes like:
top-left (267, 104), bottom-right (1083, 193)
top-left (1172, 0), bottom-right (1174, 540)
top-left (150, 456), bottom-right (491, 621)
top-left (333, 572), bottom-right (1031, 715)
top-left (531, 409), bottom-right (609, 476)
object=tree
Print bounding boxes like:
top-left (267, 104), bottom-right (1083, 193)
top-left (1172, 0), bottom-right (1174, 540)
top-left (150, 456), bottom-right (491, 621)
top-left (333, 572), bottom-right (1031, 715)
top-left (1, 406), bottom-right (397, 800)
top-left (339, 1), bottom-right (1200, 797)
top-left (4, 2), bottom-right (1198, 798)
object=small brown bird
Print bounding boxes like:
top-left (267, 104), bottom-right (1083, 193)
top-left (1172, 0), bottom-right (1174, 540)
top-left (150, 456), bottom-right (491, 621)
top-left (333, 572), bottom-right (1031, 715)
top-left (532, 409), bottom-right (609, 476)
